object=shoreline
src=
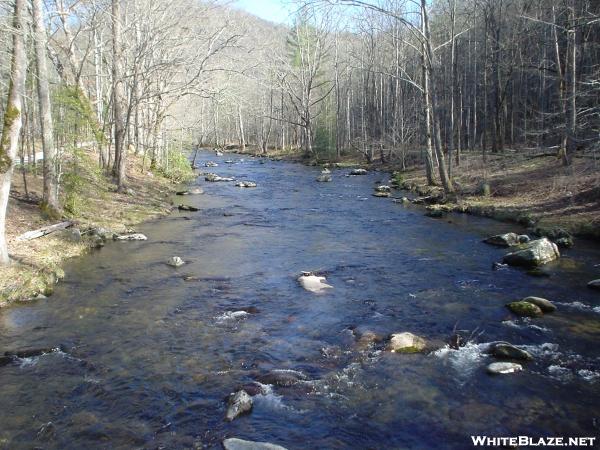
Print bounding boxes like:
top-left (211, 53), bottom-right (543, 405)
top-left (0, 150), bottom-right (182, 308)
top-left (230, 146), bottom-right (600, 242)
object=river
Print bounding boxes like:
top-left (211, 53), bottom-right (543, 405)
top-left (1, 150), bottom-right (599, 449)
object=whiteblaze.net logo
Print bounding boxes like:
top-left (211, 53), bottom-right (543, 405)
top-left (471, 436), bottom-right (597, 447)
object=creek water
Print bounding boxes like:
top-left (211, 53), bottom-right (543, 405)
top-left (1, 151), bottom-right (599, 449)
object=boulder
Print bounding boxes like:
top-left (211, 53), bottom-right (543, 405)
top-left (222, 438), bottom-right (287, 450)
top-left (167, 256), bottom-right (185, 267)
top-left (235, 181), bottom-right (257, 188)
top-left (521, 296), bottom-right (556, 313)
top-left (176, 188), bottom-right (204, 195)
top-left (375, 185), bottom-right (391, 193)
top-left (225, 390), bottom-right (253, 422)
top-left (178, 205), bottom-right (199, 212)
top-left (483, 232), bottom-right (520, 247)
top-left (490, 343), bottom-right (533, 361)
top-left (388, 332), bottom-right (427, 353)
top-left (205, 173), bottom-right (234, 182)
top-left (61, 228), bottom-right (82, 243)
top-left (518, 234), bottom-right (530, 244)
top-left (297, 272), bottom-right (333, 293)
top-left (502, 238), bottom-right (560, 267)
top-left (115, 233), bottom-right (148, 241)
top-left (555, 237), bottom-right (574, 248)
top-left (316, 174), bottom-right (332, 182)
top-left (350, 168), bottom-right (367, 175)
top-left (373, 191), bottom-right (390, 198)
top-left (588, 279), bottom-right (600, 290)
top-left (506, 301), bottom-right (543, 317)
top-left (394, 197), bottom-right (411, 206)
top-left (487, 362), bottom-right (523, 375)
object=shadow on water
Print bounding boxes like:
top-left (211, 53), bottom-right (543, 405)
top-left (1, 150), bottom-right (599, 449)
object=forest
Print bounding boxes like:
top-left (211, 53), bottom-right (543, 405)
top-left (1, 1), bottom-right (600, 448)
top-left (1, 0), bottom-right (599, 264)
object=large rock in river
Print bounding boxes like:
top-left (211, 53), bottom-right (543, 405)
top-left (297, 272), bottom-right (333, 293)
top-left (506, 301), bottom-right (543, 317)
top-left (490, 343), bottom-right (533, 361)
top-left (521, 296), bottom-right (556, 313)
top-left (487, 362), bottom-right (523, 375)
top-left (483, 232), bottom-right (520, 247)
top-left (588, 279), bottom-right (600, 291)
top-left (388, 332), bottom-right (427, 353)
top-left (225, 390), bottom-right (253, 421)
top-left (223, 438), bottom-right (288, 450)
top-left (502, 238), bottom-right (560, 267)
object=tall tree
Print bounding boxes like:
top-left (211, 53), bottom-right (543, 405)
top-left (32, 0), bottom-right (60, 216)
top-left (0, 0), bottom-right (27, 264)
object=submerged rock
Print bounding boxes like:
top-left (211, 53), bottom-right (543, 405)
top-left (394, 197), bottom-right (411, 206)
top-left (502, 238), bottom-right (560, 267)
top-left (297, 272), bottom-right (333, 293)
top-left (205, 161), bottom-right (219, 167)
top-left (225, 390), bottom-right (253, 421)
top-left (235, 181), bottom-right (257, 188)
top-left (388, 332), bottom-right (427, 353)
top-left (316, 174), bottom-right (332, 182)
top-left (237, 382), bottom-right (267, 396)
top-left (490, 343), bottom-right (533, 361)
top-left (167, 256), bottom-right (185, 267)
top-left (487, 362), bottom-right (523, 375)
top-left (176, 188), bottom-right (204, 195)
top-left (178, 205), bottom-right (199, 212)
top-left (588, 279), bottom-right (600, 290)
top-left (484, 232), bottom-right (520, 247)
top-left (506, 301), bottom-right (543, 317)
top-left (349, 168), bottom-right (367, 175)
top-left (256, 369), bottom-right (308, 387)
top-left (521, 296), bottom-right (556, 313)
top-left (115, 233), bottom-right (148, 241)
top-left (223, 438), bottom-right (287, 450)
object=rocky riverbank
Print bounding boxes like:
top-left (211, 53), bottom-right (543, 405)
top-left (230, 145), bottom-right (600, 242)
top-left (0, 150), bottom-right (185, 307)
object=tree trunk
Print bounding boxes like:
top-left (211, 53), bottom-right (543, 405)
top-left (33, 0), bottom-right (60, 216)
top-left (112, 0), bottom-right (127, 191)
top-left (0, 0), bottom-right (27, 264)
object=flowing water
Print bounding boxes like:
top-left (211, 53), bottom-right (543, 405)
top-left (1, 151), bottom-right (599, 449)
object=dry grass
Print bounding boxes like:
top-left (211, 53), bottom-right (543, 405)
top-left (0, 149), bottom-right (176, 306)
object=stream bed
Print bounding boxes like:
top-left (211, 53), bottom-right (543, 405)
top-left (1, 151), bottom-right (599, 449)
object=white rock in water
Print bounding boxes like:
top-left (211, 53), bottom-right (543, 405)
top-left (235, 181), bottom-right (257, 188)
top-left (298, 272), bottom-right (333, 293)
top-left (487, 362), bottom-right (523, 375)
top-left (388, 332), bottom-right (427, 353)
top-left (350, 168), bottom-right (367, 175)
top-left (167, 256), bottom-right (185, 267)
top-left (115, 233), bottom-right (147, 241)
top-left (225, 390), bottom-right (253, 421)
top-left (321, 168), bottom-right (331, 174)
top-left (223, 438), bottom-right (288, 450)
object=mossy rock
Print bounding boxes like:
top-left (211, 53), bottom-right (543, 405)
top-left (506, 301), bottom-right (544, 317)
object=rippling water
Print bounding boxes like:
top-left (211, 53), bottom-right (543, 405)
top-left (1, 151), bottom-right (599, 449)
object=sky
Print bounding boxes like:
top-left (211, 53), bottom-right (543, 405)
top-left (234, 0), bottom-right (293, 24)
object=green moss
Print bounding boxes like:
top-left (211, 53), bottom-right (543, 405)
top-left (506, 301), bottom-right (543, 317)
top-left (392, 346), bottom-right (423, 354)
top-left (0, 105), bottom-right (20, 173)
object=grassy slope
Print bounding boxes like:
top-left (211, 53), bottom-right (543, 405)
top-left (0, 149), bottom-right (177, 306)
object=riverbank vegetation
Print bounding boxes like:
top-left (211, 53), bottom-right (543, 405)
top-left (0, 0), bottom-right (599, 301)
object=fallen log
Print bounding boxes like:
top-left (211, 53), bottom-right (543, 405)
top-left (16, 221), bottom-right (73, 242)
